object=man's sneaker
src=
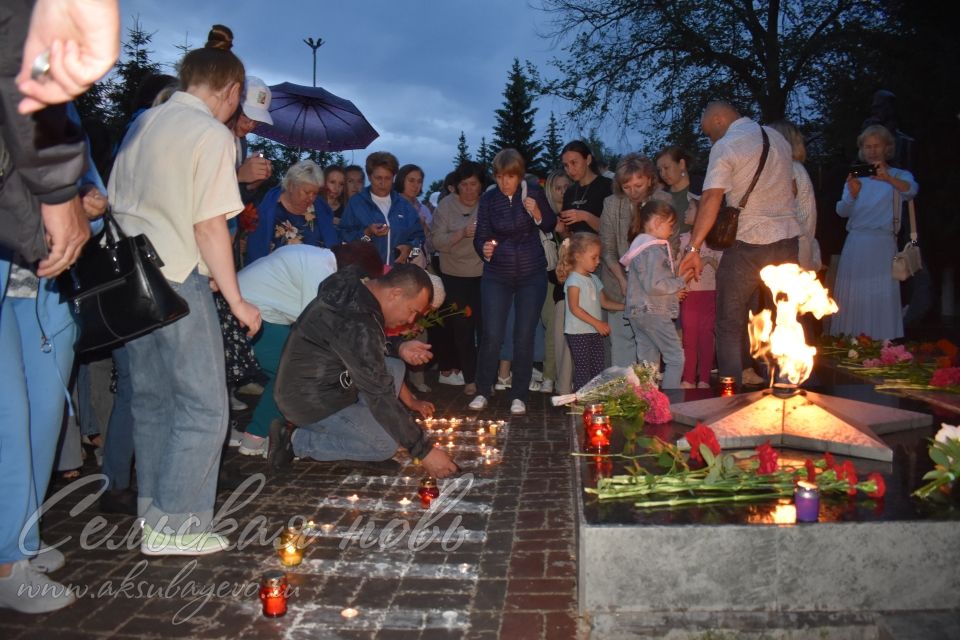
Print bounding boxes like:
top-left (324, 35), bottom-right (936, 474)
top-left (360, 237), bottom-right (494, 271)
top-left (29, 542), bottom-right (65, 573)
top-left (494, 375), bottom-right (512, 390)
top-left (510, 399), bottom-right (526, 415)
top-left (229, 393), bottom-right (248, 411)
top-left (140, 523), bottom-right (229, 557)
top-left (528, 379), bottom-right (542, 392)
top-left (468, 395), bottom-right (488, 410)
top-left (540, 379), bottom-right (554, 394)
top-left (0, 559), bottom-right (76, 613)
top-left (531, 368), bottom-right (544, 383)
top-left (268, 419), bottom-right (295, 473)
top-left (438, 371), bottom-right (465, 386)
top-left (742, 368), bottom-right (765, 386)
top-left (228, 428), bottom-right (244, 447)
top-left (238, 432), bottom-right (268, 457)
top-left (237, 381), bottom-right (264, 395)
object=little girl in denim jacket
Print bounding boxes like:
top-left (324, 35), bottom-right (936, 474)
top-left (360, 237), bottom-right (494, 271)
top-left (619, 200), bottom-right (686, 388)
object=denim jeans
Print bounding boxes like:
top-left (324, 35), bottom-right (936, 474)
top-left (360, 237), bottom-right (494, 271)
top-left (476, 271), bottom-right (547, 400)
top-left (292, 357), bottom-right (405, 461)
top-left (607, 308), bottom-right (636, 368)
top-left (715, 238), bottom-right (798, 384)
top-left (102, 346), bottom-right (134, 491)
top-left (629, 313), bottom-right (684, 388)
top-left (0, 294), bottom-right (76, 562)
top-left (125, 270), bottom-right (228, 535)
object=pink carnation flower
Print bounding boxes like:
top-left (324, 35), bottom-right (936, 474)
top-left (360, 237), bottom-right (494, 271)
top-left (878, 344), bottom-right (913, 365)
top-left (642, 389), bottom-right (672, 424)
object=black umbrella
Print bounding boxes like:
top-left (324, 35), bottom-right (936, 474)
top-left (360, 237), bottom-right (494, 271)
top-left (253, 82), bottom-right (379, 152)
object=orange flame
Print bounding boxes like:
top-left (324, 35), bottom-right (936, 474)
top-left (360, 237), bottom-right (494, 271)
top-left (748, 264), bottom-right (838, 385)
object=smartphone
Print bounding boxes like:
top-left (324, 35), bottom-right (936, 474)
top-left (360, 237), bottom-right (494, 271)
top-left (849, 163), bottom-right (877, 178)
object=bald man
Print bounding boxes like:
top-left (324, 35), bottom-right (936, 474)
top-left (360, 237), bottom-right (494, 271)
top-left (678, 101), bottom-right (799, 387)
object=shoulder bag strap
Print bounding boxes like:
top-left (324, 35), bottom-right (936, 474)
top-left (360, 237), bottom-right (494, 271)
top-left (737, 128), bottom-right (770, 209)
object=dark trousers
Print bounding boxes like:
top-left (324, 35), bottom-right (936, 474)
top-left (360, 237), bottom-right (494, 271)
top-left (437, 273), bottom-right (482, 383)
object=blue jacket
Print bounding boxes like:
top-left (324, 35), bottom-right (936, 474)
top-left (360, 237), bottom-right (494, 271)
top-left (245, 186), bottom-right (340, 265)
top-left (474, 182), bottom-right (556, 281)
top-left (339, 188), bottom-right (424, 265)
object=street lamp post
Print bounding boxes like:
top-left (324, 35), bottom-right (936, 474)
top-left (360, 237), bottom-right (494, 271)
top-left (303, 37), bottom-right (324, 87)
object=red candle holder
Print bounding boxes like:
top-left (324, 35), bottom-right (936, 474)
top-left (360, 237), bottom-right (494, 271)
top-left (259, 571), bottom-right (288, 617)
top-left (720, 376), bottom-right (735, 397)
top-left (418, 477), bottom-right (440, 507)
top-left (582, 403), bottom-right (605, 430)
top-left (586, 414), bottom-right (612, 452)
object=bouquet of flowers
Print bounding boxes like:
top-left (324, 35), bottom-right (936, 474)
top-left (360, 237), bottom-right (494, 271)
top-left (387, 303), bottom-right (471, 339)
top-left (913, 423), bottom-right (960, 500)
top-left (587, 423), bottom-right (886, 508)
top-left (819, 334), bottom-right (959, 394)
top-left (552, 362), bottom-right (671, 424)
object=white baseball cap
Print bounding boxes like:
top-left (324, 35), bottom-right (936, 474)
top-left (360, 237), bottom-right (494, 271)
top-left (242, 76), bottom-right (273, 125)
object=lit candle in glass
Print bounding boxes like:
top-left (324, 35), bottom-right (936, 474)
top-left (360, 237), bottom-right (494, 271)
top-left (320, 523), bottom-right (335, 534)
top-left (346, 494), bottom-right (360, 503)
top-left (341, 607), bottom-right (359, 619)
top-left (279, 542), bottom-right (303, 567)
top-left (259, 571), bottom-right (288, 617)
top-left (582, 403), bottom-right (605, 430)
top-left (586, 414), bottom-right (612, 452)
top-left (488, 423), bottom-right (498, 437)
top-left (418, 477), bottom-right (440, 507)
top-left (398, 497), bottom-right (412, 509)
top-left (720, 376), bottom-right (735, 397)
top-left (794, 481), bottom-right (820, 522)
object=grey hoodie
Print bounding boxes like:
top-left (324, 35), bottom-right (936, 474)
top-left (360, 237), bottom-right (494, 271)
top-left (274, 265), bottom-right (430, 459)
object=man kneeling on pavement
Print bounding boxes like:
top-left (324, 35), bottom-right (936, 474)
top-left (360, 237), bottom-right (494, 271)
top-left (270, 263), bottom-right (459, 479)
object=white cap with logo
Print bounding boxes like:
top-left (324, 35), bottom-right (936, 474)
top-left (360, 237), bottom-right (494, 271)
top-left (242, 76), bottom-right (273, 125)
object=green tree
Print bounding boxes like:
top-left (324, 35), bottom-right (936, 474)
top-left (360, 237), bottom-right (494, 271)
top-left (105, 17), bottom-right (162, 136)
top-left (541, 112), bottom-right (564, 172)
top-left (580, 130), bottom-right (620, 174)
top-left (453, 131), bottom-right (471, 167)
top-left (538, 0), bottom-right (892, 148)
top-left (492, 58), bottom-right (543, 173)
top-left (476, 136), bottom-right (493, 170)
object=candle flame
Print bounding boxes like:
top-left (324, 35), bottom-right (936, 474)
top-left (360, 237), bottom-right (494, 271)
top-left (341, 607), bottom-right (359, 619)
top-left (748, 264), bottom-right (837, 385)
top-left (399, 497), bottom-right (412, 506)
top-left (347, 494), bottom-right (359, 502)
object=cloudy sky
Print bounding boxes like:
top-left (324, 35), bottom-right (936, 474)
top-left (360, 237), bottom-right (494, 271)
top-left (118, 0), bottom-right (637, 184)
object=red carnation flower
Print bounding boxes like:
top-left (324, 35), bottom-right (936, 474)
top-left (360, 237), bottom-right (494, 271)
top-left (238, 202), bottom-right (259, 234)
top-left (463, 306), bottom-right (473, 318)
top-left (804, 458), bottom-right (817, 482)
top-left (756, 441), bottom-right (778, 475)
top-left (865, 472), bottom-right (886, 499)
top-left (685, 422), bottom-right (720, 463)
top-left (839, 460), bottom-right (859, 496)
top-left (823, 452), bottom-right (837, 471)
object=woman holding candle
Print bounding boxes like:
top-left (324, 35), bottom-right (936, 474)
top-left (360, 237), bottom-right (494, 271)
top-left (469, 149), bottom-right (556, 415)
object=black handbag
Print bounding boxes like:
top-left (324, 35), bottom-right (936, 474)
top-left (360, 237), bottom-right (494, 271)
top-left (57, 210), bottom-right (189, 353)
top-left (705, 128), bottom-right (770, 250)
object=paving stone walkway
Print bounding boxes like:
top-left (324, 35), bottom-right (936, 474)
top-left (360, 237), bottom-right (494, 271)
top-left (0, 381), bottom-right (582, 639)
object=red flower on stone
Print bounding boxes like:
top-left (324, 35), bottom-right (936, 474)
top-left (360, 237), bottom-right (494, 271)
top-left (865, 472), bottom-right (886, 499)
top-left (838, 460), bottom-right (859, 496)
top-left (804, 458), bottom-right (817, 482)
top-left (823, 452), bottom-right (837, 471)
top-left (930, 367), bottom-right (960, 388)
top-left (756, 441), bottom-right (778, 475)
top-left (685, 422), bottom-right (720, 463)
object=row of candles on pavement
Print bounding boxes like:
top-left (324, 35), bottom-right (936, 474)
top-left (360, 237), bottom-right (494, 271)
top-left (581, 401), bottom-right (822, 522)
top-left (263, 416), bottom-right (504, 617)
top-left (418, 417), bottom-right (503, 464)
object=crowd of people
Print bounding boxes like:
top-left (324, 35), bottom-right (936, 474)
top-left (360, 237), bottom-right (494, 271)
top-left (0, 0), bottom-right (921, 616)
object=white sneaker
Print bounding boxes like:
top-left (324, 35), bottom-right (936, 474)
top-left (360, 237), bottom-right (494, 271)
top-left (468, 395), bottom-right (488, 410)
top-left (540, 379), bottom-right (554, 394)
top-left (228, 428), bottom-right (244, 447)
top-left (494, 375), bottom-right (512, 390)
top-left (29, 542), bottom-right (65, 573)
top-left (0, 559), bottom-right (76, 613)
top-left (141, 523), bottom-right (230, 557)
top-left (238, 432), bottom-right (268, 457)
top-left (531, 368), bottom-right (544, 383)
top-left (510, 399), bottom-right (526, 415)
top-left (438, 371), bottom-right (465, 386)
top-left (229, 393), bottom-right (248, 411)
top-left (528, 379), bottom-right (542, 392)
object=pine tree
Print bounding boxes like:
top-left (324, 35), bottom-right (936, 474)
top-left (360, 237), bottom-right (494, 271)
top-left (476, 137), bottom-right (492, 170)
top-left (492, 59), bottom-right (542, 174)
top-left (453, 131), bottom-right (471, 167)
top-left (541, 112), bottom-right (563, 172)
top-left (105, 17), bottom-right (162, 136)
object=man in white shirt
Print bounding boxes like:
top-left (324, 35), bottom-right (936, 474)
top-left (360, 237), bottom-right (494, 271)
top-left (679, 101), bottom-right (800, 387)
